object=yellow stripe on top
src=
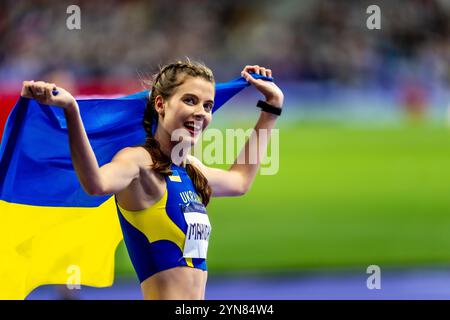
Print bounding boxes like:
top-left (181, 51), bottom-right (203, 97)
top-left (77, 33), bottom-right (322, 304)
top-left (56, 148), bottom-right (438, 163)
top-left (185, 257), bottom-right (193, 267)
top-left (168, 175), bottom-right (182, 182)
top-left (117, 189), bottom-right (186, 251)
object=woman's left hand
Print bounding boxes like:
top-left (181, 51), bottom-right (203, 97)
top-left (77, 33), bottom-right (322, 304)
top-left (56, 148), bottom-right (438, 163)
top-left (241, 65), bottom-right (284, 108)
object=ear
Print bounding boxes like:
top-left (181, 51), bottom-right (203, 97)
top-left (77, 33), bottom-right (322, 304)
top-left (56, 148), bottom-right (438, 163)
top-left (154, 95), bottom-right (165, 117)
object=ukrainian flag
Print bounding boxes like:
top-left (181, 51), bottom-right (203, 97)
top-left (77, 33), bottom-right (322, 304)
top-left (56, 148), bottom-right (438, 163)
top-left (0, 74), bottom-right (272, 299)
top-left (168, 170), bottom-right (182, 182)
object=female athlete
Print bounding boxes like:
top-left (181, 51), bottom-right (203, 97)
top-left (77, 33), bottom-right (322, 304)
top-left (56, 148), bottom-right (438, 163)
top-left (20, 60), bottom-right (284, 300)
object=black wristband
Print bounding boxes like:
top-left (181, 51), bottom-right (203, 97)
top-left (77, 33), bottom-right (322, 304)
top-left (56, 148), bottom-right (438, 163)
top-left (256, 100), bottom-right (282, 116)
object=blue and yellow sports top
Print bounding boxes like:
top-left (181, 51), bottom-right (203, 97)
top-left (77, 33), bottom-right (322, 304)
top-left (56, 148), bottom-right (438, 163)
top-left (114, 163), bottom-right (211, 283)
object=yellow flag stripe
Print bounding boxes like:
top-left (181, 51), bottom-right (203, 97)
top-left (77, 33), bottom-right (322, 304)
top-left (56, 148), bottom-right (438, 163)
top-left (0, 197), bottom-right (122, 299)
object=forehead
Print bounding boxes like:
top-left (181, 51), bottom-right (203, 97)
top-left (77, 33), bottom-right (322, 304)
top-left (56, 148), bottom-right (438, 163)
top-left (174, 76), bottom-right (215, 100)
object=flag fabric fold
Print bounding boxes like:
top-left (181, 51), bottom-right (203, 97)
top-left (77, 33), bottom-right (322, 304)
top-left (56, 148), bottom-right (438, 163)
top-left (0, 74), bottom-right (272, 299)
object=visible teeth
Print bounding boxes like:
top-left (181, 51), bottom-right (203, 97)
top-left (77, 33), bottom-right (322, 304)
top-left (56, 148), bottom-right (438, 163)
top-left (185, 122), bottom-right (201, 130)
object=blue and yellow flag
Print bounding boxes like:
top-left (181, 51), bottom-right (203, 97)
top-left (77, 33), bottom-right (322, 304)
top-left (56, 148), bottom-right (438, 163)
top-left (0, 74), bottom-right (272, 299)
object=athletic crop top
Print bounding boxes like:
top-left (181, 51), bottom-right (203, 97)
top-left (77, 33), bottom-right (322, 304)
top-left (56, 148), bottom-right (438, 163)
top-left (114, 163), bottom-right (211, 283)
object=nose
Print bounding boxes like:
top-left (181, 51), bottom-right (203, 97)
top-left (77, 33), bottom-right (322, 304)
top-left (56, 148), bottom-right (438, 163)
top-left (194, 114), bottom-right (204, 122)
top-left (193, 103), bottom-right (207, 119)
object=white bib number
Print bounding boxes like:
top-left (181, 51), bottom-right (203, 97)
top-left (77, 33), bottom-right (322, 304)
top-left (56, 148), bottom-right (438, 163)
top-left (182, 202), bottom-right (211, 259)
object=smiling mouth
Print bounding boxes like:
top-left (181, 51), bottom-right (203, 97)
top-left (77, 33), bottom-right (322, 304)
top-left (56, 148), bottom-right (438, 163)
top-left (184, 121), bottom-right (202, 136)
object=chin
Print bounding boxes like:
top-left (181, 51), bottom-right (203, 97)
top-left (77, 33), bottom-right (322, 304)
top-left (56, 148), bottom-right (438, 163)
top-left (176, 130), bottom-right (200, 146)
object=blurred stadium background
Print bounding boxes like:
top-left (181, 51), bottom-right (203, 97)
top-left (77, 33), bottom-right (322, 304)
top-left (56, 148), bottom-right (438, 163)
top-left (1, 0), bottom-right (450, 299)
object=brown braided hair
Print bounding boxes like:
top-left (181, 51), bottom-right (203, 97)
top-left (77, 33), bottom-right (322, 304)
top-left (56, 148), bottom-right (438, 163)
top-left (141, 59), bottom-right (214, 206)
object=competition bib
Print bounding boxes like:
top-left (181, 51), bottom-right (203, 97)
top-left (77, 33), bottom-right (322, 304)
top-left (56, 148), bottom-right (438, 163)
top-left (182, 202), bottom-right (211, 259)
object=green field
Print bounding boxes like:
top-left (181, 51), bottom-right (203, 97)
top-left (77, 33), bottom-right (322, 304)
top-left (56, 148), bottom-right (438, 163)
top-left (115, 121), bottom-right (450, 276)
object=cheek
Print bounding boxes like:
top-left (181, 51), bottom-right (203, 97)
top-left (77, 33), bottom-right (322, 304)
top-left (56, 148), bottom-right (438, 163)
top-left (204, 115), bottom-right (212, 128)
top-left (160, 112), bottom-right (178, 132)
top-left (164, 105), bottom-right (184, 125)
top-left (172, 103), bottom-right (190, 120)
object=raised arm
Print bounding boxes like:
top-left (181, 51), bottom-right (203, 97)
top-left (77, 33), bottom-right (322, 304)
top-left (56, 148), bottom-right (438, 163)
top-left (21, 81), bottom-right (140, 196)
top-left (189, 65), bottom-right (284, 197)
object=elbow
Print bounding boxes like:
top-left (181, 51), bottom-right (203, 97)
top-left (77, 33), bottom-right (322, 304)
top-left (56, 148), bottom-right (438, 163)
top-left (235, 181), bottom-right (251, 197)
top-left (83, 183), bottom-right (106, 196)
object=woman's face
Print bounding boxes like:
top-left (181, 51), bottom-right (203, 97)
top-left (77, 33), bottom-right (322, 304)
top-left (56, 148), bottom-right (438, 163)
top-left (156, 75), bottom-right (215, 146)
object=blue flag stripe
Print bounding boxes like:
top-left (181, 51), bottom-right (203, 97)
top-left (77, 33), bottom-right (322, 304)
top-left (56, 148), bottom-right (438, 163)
top-left (0, 74), bottom-right (273, 207)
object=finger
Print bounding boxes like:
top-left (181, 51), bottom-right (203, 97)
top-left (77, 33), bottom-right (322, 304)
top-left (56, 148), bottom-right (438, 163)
top-left (21, 81), bottom-right (34, 98)
top-left (28, 82), bottom-right (37, 98)
top-left (34, 81), bottom-right (46, 85)
top-left (32, 83), bottom-right (45, 98)
top-left (44, 84), bottom-right (53, 102)
top-left (27, 86), bottom-right (34, 98)
top-left (34, 81), bottom-right (47, 94)
top-left (266, 69), bottom-right (272, 78)
top-left (35, 88), bottom-right (45, 98)
top-left (40, 83), bottom-right (50, 98)
top-left (241, 70), bottom-right (258, 85)
top-left (47, 83), bottom-right (55, 93)
top-left (260, 67), bottom-right (267, 77)
top-left (243, 65), bottom-right (260, 74)
top-left (28, 81), bottom-right (37, 99)
top-left (243, 65), bottom-right (253, 73)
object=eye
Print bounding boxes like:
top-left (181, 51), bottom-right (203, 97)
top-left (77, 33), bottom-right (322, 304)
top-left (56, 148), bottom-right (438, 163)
top-left (184, 97), bottom-right (196, 105)
top-left (204, 102), bottom-right (214, 112)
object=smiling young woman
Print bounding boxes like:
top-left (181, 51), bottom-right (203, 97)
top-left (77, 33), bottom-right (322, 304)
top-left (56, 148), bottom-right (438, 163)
top-left (20, 59), bottom-right (284, 300)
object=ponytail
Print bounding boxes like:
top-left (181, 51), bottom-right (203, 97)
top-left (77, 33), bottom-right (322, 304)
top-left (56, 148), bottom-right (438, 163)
top-left (186, 162), bottom-right (212, 207)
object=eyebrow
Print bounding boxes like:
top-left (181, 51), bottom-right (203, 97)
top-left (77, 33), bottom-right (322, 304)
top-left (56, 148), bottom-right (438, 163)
top-left (183, 93), bottom-right (214, 104)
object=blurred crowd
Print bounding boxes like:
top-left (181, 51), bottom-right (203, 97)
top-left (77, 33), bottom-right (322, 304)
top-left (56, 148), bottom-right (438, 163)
top-left (0, 0), bottom-right (448, 88)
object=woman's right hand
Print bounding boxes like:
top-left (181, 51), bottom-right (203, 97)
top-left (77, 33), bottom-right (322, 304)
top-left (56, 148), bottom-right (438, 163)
top-left (21, 80), bottom-right (77, 110)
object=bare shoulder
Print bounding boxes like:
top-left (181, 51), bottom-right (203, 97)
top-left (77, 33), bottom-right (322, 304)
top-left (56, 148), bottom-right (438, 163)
top-left (113, 146), bottom-right (153, 167)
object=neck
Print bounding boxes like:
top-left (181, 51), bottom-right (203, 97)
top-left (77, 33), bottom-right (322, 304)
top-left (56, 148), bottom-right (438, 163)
top-left (153, 128), bottom-right (191, 166)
